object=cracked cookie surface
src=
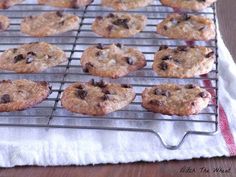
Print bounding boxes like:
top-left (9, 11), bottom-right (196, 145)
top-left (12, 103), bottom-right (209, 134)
top-left (157, 13), bottom-right (215, 41)
top-left (61, 80), bottom-right (136, 116)
top-left (81, 43), bottom-right (146, 78)
top-left (0, 42), bottom-right (67, 73)
top-left (21, 11), bottom-right (80, 37)
top-left (102, 0), bottom-right (153, 11)
top-left (92, 13), bottom-right (147, 38)
top-left (38, 0), bottom-right (93, 8)
top-left (142, 84), bottom-right (211, 116)
top-left (152, 45), bottom-right (215, 78)
top-left (160, 0), bottom-right (217, 11)
top-left (0, 79), bottom-right (51, 112)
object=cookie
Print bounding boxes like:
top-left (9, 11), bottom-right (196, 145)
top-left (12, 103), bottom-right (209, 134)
top-left (61, 80), bottom-right (136, 116)
top-left (152, 45), bottom-right (215, 78)
top-left (160, 0), bottom-right (217, 11)
top-left (92, 13), bottom-right (147, 38)
top-left (0, 80), bottom-right (51, 112)
top-left (157, 13), bottom-right (215, 41)
top-left (0, 42), bottom-right (67, 73)
top-left (0, 0), bottom-right (24, 9)
top-left (102, 0), bottom-right (153, 11)
top-left (0, 15), bottom-right (10, 32)
top-left (81, 43), bottom-right (146, 79)
top-left (142, 84), bottom-right (211, 116)
top-left (20, 11), bottom-right (80, 37)
top-left (38, 0), bottom-right (93, 8)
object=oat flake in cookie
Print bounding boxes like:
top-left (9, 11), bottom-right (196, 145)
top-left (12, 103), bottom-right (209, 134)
top-left (102, 0), bottom-right (153, 11)
top-left (61, 80), bottom-right (136, 116)
top-left (0, 0), bottom-right (24, 9)
top-left (0, 42), bottom-right (67, 73)
top-left (38, 0), bottom-right (93, 8)
top-left (81, 43), bottom-right (146, 78)
top-left (0, 80), bottom-right (51, 112)
top-left (0, 15), bottom-right (10, 31)
top-left (21, 11), bottom-right (80, 37)
top-left (153, 45), bottom-right (215, 78)
top-left (142, 84), bottom-right (211, 116)
top-left (92, 13), bottom-right (147, 38)
top-left (160, 0), bottom-right (217, 11)
top-left (157, 13), bottom-right (215, 41)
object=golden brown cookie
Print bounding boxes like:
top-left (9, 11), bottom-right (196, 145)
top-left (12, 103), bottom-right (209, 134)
top-left (102, 0), bottom-right (153, 11)
top-left (92, 13), bottom-right (147, 38)
top-left (38, 0), bottom-right (93, 8)
top-left (0, 0), bottom-right (24, 9)
top-left (61, 80), bottom-right (136, 116)
top-left (142, 84), bottom-right (211, 116)
top-left (0, 42), bottom-right (67, 73)
top-left (20, 11), bottom-right (80, 37)
top-left (157, 13), bottom-right (215, 41)
top-left (0, 80), bottom-right (51, 112)
top-left (152, 45), bottom-right (215, 78)
top-left (160, 0), bottom-right (217, 11)
top-left (0, 15), bottom-right (10, 32)
top-left (81, 43), bottom-right (146, 79)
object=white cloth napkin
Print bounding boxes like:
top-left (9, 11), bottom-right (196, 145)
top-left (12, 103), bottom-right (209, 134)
top-left (0, 1), bottom-right (236, 167)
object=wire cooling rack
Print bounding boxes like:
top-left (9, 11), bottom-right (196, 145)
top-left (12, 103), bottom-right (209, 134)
top-left (0, 0), bottom-right (219, 150)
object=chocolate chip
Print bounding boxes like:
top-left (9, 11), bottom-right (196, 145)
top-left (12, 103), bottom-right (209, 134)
top-left (101, 94), bottom-right (109, 101)
top-left (95, 51), bottom-right (102, 57)
top-left (107, 13), bottom-right (115, 18)
top-left (197, 0), bottom-right (206, 2)
top-left (182, 14), bottom-right (191, 21)
top-left (76, 89), bottom-right (87, 99)
top-left (199, 92), bottom-right (208, 98)
top-left (112, 18), bottom-right (129, 29)
top-left (177, 46), bottom-right (188, 52)
top-left (115, 43), bottom-right (123, 48)
top-left (0, 22), bottom-right (2, 30)
top-left (154, 88), bottom-right (162, 95)
top-left (161, 55), bottom-right (172, 60)
top-left (205, 51), bottom-right (214, 58)
top-left (149, 100), bottom-right (162, 106)
top-left (159, 62), bottom-right (168, 71)
top-left (121, 84), bottom-right (132, 88)
top-left (163, 25), bottom-right (168, 30)
top-left (76, 85), bottom-right (84, 90)
top-left (107, 25), bottom-right (113, 32)
top-left (96, 43), bottom-right (103, 49)
top-left (12, 48), bottom-right (18, 53)
top-left (56, 11), bottom-right (63, 18)
top-left (1, 94), bottom-right (11, 104)
top-left (83, 63), bottom-right (94, 73)
top-left (125, 57), bottom-right (134, 65)
top-left (154, 89), bottom-right (171, 97)
top-left (198, 26), bottom-right (205, 31)
top-left (26, 52), bottom-right (36, 64)
top-left (14, 54), bottom-right (25, 63)
top-left (96, 16), bottom-right (103, 20)
top-left (90, 79), bottom-right (107, 88)
top-left (191, 102), bottom-right (195, 106)
top-left (27, 52), bottom-right (36, 56)
top-left (173, 59), bottom-right (180, 63)
top-left (159, 45), bottom-right (168, 51)
top-left (59, 20), bottom-right (65, 26)
top-left (102, 88), bottom-right (110, 94)
top-left (185, 84), bottom-right (196, 89)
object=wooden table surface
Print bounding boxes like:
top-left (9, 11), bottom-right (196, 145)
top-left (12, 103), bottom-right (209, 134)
top-left (0, 1), bottom-right (236, 176)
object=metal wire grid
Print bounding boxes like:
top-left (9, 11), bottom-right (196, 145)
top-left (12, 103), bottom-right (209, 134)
top-left (0, 1), bottom-right (219, 150)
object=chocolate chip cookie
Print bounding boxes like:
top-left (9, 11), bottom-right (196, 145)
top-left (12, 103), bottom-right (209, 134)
top-left (92, 13), bottom-right (147, 38)
top-left (152, 45), bottom-right (215, 78)
top-left (160, 0), bottom-right (217, 11)
top-left (61, 80), bottom-right (136, 116)
top-left (38, 0), bottom-right (93, 8)
top-left (157, 13), bottom-right (215, 41)
top-left (0, 15), bottom-right (10, 32)
top-left (21, 11), bottom-right (80, 37)
top-left (142, 84), bottom-right (211, 116)
top-left (0, 42), bottom-right (67, 73)
top-left (0, 80), bottom-right (51, 112)
top-left (81, 43), bottom-right (146, 79)
top-left (102, 0), bottom-right (153, 11)
top-left (0, 0), bottom-right (24, 9)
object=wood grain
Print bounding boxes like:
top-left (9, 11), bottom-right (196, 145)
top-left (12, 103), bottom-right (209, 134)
top-left (0, 1), bottom-right (235, 177)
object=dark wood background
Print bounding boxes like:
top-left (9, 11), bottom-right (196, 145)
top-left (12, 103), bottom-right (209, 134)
top-left (0, 0), bottom-right (236, 176)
